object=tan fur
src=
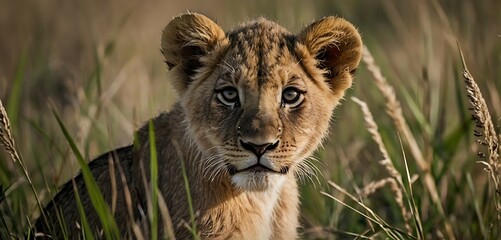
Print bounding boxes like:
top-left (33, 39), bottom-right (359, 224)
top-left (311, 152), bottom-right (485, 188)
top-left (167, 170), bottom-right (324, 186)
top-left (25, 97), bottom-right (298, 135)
top-left (34, 13), bottom-right (362, 239)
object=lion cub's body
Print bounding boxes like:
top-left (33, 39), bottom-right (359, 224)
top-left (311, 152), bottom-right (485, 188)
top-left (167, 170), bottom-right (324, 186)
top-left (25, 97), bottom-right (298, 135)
top-left (35, 13), bottom-right (362, 239)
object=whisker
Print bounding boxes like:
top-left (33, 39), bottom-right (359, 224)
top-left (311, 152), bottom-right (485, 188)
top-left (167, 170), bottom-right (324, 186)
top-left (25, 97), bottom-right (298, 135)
top-left (295, 156), bottom-right (324, 187)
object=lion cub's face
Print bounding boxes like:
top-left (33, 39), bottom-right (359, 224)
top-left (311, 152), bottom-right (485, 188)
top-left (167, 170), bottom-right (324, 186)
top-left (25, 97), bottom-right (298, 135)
top-left (162, 13), bottom-right (362, 191)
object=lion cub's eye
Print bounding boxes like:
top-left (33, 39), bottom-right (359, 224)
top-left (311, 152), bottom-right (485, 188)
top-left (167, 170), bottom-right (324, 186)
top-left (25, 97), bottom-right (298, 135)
top-left (217, 87), bottom-right (239, 107)
top-left (282, 87), bottom-right (304, 108)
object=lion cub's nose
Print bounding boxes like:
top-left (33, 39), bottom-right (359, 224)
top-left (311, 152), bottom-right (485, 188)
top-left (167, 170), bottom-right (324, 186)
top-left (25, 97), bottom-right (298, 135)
top-left (240, 140), bottom-right (279, 158)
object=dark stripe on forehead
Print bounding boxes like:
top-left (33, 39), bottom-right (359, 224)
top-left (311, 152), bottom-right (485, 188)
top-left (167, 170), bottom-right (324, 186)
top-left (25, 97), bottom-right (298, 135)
top-left (227, 19), bottom-right (297, 87)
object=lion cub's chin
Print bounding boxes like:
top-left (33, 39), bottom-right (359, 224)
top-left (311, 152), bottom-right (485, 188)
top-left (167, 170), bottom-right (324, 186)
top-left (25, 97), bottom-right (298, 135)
top-left (231, 172), bottom-right (287, 192)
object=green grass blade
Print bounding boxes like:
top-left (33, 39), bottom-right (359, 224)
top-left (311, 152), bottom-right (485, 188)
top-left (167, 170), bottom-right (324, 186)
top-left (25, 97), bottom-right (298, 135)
top-left (0, 184), bottom-right (3, 203)
top-left (398, 136), bottom-right (425, 240)
top-left (173, 141), bottom-right (199, 240)
top-left (52, 109), bottom-right (120, 239)
top-left (6, 49), bottom-right (28, 131)
top-left (0, 200), bottom-right (15, 239)
top-left (52, 205), bottom-right (70, 240)
top-left (399, 86), bottom-right (432, 136)
top-left (467, 173), bottom-right (487, 238)
top-left (148, 121), bottom-right (159, 240)
top-left (434, 119), bottom-right (472, 181)
top-left (72, 180), bottom-right (95, 240)
top-left (321, 191), bottom-right (412, 240)
top-left (26, 118), bottom-right (65, 157)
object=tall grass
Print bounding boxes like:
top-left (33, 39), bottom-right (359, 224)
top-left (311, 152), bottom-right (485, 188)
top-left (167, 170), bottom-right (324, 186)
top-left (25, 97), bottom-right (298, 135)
top-left (148, 121), bottom-right (159, 240)
top-left (1, 0), bottom-right (500, 239)
top-left (53, 109), bottom-right (120, 239)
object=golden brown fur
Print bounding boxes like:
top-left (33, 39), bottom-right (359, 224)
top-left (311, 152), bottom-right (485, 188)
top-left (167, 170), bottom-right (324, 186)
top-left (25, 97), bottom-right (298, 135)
top-left (34, 13), bottom-right (362, 239)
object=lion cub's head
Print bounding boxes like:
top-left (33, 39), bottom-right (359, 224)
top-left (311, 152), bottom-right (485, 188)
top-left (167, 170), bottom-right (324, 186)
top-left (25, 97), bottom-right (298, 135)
top-left (161, 13), bottom-right (362, 191)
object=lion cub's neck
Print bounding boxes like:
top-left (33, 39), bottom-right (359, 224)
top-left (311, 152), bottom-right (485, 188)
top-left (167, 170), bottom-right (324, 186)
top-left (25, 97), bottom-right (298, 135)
top-left (200, 175), bottom-right (287, 239)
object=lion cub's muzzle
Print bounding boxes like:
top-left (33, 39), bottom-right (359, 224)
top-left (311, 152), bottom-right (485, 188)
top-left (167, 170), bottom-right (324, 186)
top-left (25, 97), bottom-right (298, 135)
top-left (240, 140), bottom-right (279, 158)
top-left (230, 108), bottom-right (290, 175)
top-left (227, 138), bottom-right (290, 175)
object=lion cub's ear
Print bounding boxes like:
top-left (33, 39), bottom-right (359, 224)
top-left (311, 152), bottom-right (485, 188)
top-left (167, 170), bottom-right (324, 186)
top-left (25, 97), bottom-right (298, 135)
top-left (161, 13), bottom-right (226, 93)
top-left (298, 17), bottom-right (362, 96)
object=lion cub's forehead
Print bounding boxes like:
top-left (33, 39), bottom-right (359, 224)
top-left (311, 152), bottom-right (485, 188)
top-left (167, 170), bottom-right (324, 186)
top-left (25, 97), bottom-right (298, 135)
top-left (225, 18), bottom-right (298, 84)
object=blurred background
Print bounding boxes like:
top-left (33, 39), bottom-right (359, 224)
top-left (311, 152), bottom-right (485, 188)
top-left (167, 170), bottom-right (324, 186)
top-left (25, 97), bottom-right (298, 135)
top-left (1, 0), bottom-right (500, 239)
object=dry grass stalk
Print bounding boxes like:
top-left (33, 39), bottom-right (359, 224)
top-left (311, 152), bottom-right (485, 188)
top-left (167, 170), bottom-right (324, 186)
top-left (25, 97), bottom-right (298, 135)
top-left (361, 178), bottom-right (411, 233)
top-left (113, 150), bottom-right (146, 240)
top-left (361, 47), bottom-right (427, 172)
top-left (459, 47), bottom-right (501, 220)
top-left (352, 97), bottom-right (411, 233)
top-left (0, 99), bottom-right (21, 163)
top-left (362, 46), bottom-right (455, 239)
top-left (324, 181), bottom-right (405, 239)
top-left (361, 178), bottom-right (395, 197)
top-left (2, 99), bottom-right (52, 226)
top-left (108, 156), bottom-right (118, 216)
top-left (157, 191), bottom-right (176, 240)
top-left (352, 97), bottom-right (399, 178)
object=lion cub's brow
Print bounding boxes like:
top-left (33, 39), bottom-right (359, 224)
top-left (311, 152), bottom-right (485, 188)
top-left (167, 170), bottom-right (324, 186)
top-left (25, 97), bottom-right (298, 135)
top-left (226, 19), bottom-right (298, 85)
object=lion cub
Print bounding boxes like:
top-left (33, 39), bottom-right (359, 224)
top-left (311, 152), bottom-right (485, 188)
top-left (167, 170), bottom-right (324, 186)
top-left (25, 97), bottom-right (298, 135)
top-left (34, 13), bottom-right (362, 239)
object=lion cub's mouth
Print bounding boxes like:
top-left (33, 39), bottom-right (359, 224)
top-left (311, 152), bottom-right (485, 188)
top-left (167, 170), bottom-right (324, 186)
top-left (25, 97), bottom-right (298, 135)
top-left (228, 164), bottom-right (289, 175)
